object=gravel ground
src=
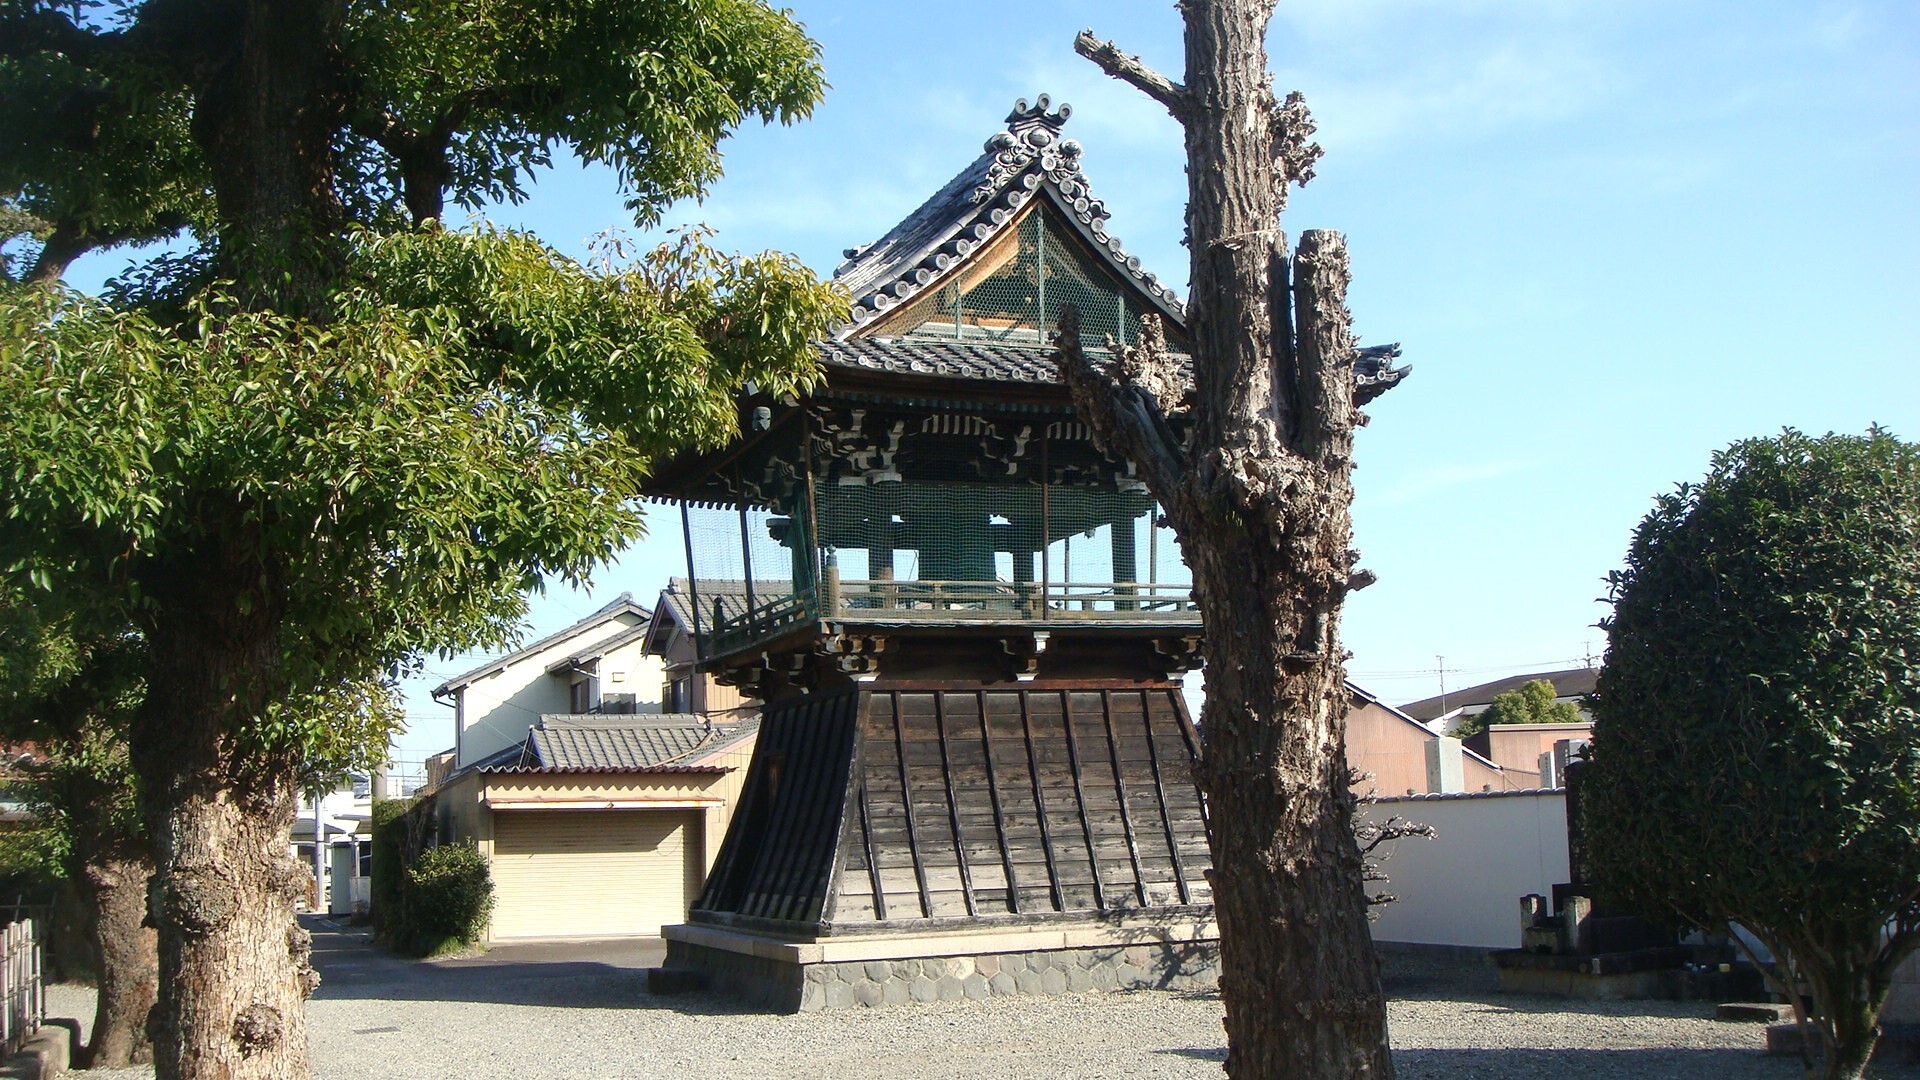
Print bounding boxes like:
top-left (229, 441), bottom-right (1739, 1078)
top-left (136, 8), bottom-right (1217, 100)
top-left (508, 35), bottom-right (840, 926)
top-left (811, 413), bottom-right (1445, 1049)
top-left (42, 933), bottom-right (1920, 1079)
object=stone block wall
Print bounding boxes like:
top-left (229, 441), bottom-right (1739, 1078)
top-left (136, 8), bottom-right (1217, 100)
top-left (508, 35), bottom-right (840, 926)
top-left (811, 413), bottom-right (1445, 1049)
top-left (661, 938), bottom-right (1220, 1013)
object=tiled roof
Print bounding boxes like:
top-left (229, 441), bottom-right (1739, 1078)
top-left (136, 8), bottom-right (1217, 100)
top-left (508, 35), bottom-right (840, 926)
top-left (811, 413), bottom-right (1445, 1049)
top-left (656, 579), bottom-right (793, 635)
top-left (830, 95), bottom-right (1184, 340)
top-left (816, 337), bottom-right (1060, 386)
top-left (531, 717), bottom-right (712, 770)
top-left (816, 335), bottom-right (1408, 403)
top-left (478, 713), bottom-right (759, 775)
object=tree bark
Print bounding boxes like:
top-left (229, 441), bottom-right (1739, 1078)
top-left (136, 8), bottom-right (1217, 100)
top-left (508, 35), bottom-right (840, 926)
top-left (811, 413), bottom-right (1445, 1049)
top-left (79, 856), bottom-right (158, 1069)
top-left (1067, 3), bottom-right (1396, 1076)
top-left (128, 4), bottom-right (347, 1075)
top-left (132, 531), bottom-right (314, 1080)
top-left (189, 0), bottom-right (349, 320)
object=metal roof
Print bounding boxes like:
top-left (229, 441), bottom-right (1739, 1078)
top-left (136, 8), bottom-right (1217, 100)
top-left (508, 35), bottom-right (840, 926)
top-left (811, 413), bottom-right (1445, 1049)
top-left (1399, 667), bottom-right (1599, 723)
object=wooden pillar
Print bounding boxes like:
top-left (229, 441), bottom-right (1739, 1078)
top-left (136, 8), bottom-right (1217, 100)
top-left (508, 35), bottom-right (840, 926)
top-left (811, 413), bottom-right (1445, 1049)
top-left (1112, 511), bottom-right (1138, 610)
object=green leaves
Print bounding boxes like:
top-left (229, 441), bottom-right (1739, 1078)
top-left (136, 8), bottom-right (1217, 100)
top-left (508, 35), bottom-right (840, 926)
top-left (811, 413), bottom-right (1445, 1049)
top-left (1454, 678), bottom-right (1584, 741)
top-left (0, 217), bottom-right (841, 759)
top-left (339, 0), bottom-right (826, 225)
top-left (1585, 427), bottom-right (1920, 959)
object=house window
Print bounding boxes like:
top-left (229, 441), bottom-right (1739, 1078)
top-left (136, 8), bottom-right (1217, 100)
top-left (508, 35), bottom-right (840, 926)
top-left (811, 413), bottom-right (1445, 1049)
top-left (669, 674), bottom-right (692, 713)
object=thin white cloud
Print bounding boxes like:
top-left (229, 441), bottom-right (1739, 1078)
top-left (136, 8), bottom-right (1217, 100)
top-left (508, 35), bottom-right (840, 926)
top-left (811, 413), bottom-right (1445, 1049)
top-left (1365, 460), bottom-right (1532, 508)
top-left (1296, 40), bottom-right (1617, 152)
top-left (1276, 0), bottom-right (1605, 36)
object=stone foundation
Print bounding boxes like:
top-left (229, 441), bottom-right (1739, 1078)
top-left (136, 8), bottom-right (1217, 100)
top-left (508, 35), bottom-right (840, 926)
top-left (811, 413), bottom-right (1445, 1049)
top-left (654, 921), bottom-right (1219, 1012)
top-left (1490, 946), bottom-right (1766, 1002)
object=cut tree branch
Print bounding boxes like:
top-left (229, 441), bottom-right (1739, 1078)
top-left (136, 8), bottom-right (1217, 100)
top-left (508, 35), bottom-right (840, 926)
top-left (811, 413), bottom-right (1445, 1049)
top-left (1290, 229), bottom-right (1358, 463)
top-left (1073, 30), bottom-right (1189, 120)
top-left (1055, 305), bottom-right (1187, 498)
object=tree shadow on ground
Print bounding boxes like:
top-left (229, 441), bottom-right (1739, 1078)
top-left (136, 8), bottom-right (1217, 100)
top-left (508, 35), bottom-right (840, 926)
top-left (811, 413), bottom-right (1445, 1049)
top-left (1155, 1046), bottom-right (1820, 1077)
top-left (311, 957), bottom-right (773, 1015)
top-left (306, 922), bottom-right (751, 1015)
top-left (1385, 1048), bottom-right (1827, 1078)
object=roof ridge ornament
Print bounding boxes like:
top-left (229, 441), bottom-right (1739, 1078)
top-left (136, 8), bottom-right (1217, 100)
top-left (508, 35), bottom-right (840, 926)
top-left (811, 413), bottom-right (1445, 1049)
top-left (1005, 93), bottom-right (1071, 133)
top-left (837, 95), bottom-right (1185, 334)
top-left (975, 93), bottom-right (1083, 205)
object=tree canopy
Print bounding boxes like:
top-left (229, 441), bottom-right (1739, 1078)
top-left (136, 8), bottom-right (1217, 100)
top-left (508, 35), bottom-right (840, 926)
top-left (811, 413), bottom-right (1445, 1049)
top-left (1454, 678), bottom-right (1583, 741)
top-left (1585, 428), bottom-right (1920, 1080)
top-left (0, 2), bottom-right (845, 1076)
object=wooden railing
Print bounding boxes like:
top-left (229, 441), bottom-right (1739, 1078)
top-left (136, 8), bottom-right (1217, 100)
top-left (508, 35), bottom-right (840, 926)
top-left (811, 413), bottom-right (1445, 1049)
top-left (1, 916), bottom-right (42, 1056)
top-left (828, 578), bottom-right (1197, 618)
top-left (708, 588), bottom-right (819, 656)
top-left (705, 576), bottom-right (1198, 656)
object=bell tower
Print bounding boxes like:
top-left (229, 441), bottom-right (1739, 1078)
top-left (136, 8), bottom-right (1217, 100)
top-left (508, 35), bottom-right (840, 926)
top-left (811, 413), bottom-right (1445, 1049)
top-left (646, 97), bottom-right (1220, 1009)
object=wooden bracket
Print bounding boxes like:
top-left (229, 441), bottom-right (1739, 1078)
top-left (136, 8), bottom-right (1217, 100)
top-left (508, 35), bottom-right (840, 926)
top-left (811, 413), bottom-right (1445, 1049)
top-left (1002, 631), bottom-right (1050, 681)
top-left (1152, 635), bottom-right (1204, 676)
top-left (820, 634), bottom-right (888, 681)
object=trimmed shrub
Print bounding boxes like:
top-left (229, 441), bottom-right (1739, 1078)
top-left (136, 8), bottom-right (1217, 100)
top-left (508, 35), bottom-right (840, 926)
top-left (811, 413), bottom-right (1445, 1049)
top-left (398, 840), bottom-right (493, 957)
top-left (367, 797), bottom-right (411, 931)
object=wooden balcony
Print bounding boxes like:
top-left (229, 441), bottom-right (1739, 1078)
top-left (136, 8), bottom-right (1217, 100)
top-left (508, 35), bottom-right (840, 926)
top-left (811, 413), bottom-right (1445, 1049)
top-left (703, 573), bottom-right (1200, 660)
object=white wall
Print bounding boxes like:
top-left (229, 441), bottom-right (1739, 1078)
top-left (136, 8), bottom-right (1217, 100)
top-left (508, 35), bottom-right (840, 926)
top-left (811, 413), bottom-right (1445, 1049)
top-left (453, 615), bottom-right (663, 767)
top-left (1362, 790), bottom-right (1570, 950)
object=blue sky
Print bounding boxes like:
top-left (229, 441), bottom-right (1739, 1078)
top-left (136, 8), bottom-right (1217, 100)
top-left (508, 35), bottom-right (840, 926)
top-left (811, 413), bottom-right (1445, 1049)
top-left (68, 0), bottom-right (1920, 761)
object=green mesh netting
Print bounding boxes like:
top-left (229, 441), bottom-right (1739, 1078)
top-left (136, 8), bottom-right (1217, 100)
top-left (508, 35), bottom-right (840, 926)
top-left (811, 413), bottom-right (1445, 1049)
top-left (884, 208), bottom-right (1173, 349)
top-left (679, 410), bottom-right (1193, 657)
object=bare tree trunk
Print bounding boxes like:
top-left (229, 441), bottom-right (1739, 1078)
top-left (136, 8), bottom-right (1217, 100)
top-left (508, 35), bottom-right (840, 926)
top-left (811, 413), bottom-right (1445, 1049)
top-left (123, 4), bottom-right (347, 1076)
top-left (132, 534), bottom-right (315, 1080)
top-left (1065, 4), bottom-right (1397, 1076)
top-left (80, 856), bottom-right (157, 1069)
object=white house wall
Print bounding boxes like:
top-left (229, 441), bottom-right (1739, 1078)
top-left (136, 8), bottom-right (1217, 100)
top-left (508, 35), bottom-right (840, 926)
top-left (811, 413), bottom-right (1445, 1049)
top-left (453, 616), bottom-right (664, 767)
top-left (1362, 791), bottom-right (1570, 950)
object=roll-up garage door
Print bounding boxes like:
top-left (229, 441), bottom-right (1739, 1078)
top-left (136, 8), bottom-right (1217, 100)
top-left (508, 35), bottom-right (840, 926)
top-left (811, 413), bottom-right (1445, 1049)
top-left (490, 809), bottom-right (700, 939)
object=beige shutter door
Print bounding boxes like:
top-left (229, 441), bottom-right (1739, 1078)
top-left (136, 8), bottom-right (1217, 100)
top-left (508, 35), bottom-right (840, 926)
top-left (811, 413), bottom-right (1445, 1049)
top-left (490, 809), bottom-right (700, 939)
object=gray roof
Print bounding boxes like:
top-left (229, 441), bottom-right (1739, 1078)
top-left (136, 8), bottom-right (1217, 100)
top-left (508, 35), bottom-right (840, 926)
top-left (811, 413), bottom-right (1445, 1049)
top-left (816, 95), bottom-right (1409, 403)
top-left (830, 95), bottom-right (1184, 340)
top-left (433, 593), bottom-right (650, 695)
top-left (1399, 667), bottom-right (1599, 723)
top-left (653, 579), bottom-right (792, 640)
top-left (816, 336), bottom-right (1061, 386)
top-left (480, 713), bottom-right (759, 774)
top-left (817, 335), bottom-right (1408, 402)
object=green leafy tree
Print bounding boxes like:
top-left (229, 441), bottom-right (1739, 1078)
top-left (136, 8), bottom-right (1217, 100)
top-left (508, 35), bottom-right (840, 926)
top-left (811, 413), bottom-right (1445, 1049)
top-left (1453, 678), bottom-right (1584, 741)
top-left (0, 594), bottom-right (158, 1068)
top-left (0, 3), bottom-right (843, 1077)
top-left (0, 593), bottom-right (402, 1069)
top-left (1585, 429), bottom-right (1920, 1080)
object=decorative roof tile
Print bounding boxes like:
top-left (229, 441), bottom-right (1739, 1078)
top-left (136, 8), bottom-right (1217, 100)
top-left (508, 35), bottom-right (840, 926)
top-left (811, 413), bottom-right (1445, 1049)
top-left (831, 95), bottom-right (1184, 339)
